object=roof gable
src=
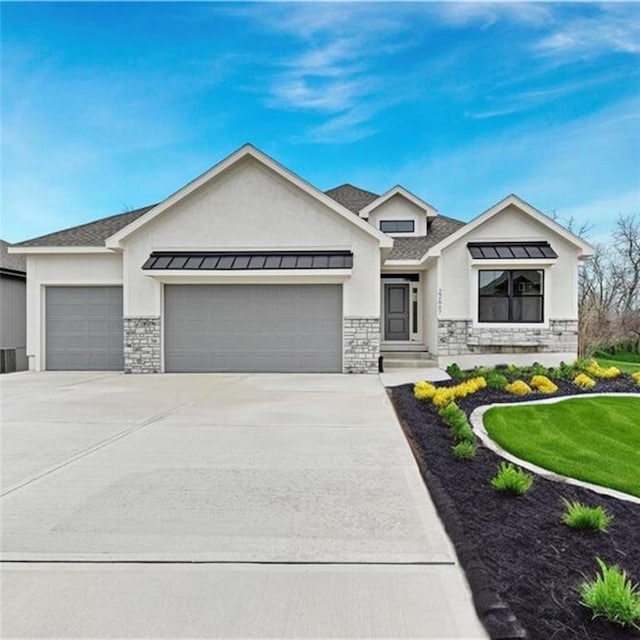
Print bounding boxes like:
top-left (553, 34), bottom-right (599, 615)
top-left (106, 145), bottom-right (392, 249)
top-left (424, 194), bottom-right (594, 261)
top-left (360, 186), bottom-right (437, 219)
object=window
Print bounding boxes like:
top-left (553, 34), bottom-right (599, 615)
top-left (478, 270), bottom-right (544, 323)
top-left (379, 220), bottom-right (415, 233)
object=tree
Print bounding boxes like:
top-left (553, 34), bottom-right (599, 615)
top-left (578, 213), bottom-right (640, 356)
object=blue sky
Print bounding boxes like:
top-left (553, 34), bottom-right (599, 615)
top-left (2, 1), bottom-right (639, 243)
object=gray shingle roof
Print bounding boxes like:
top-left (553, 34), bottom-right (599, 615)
top-left (0, 239), bottom-right (26, 273)
top-left (387, 216), bottom-right (466, 260)
top-left (13, 204), bottom-right (157, 247)
top-left (324, 184), bottom-right (379, 214)
top-left (12, 182), bottom-right (465, 259)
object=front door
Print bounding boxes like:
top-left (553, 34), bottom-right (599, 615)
top-left (384, 283), bottom-right (410, 340)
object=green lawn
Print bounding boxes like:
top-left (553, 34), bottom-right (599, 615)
top-left (483, 396), bottom-right (640, 497)
top-left (594, 356), bottom-right (640, 373)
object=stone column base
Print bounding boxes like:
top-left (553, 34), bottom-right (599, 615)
top-left (124, 317), bottom-right (161, 373)
top-left (343, 317), bottom-right (380, 373)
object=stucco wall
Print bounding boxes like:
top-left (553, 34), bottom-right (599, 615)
top-left (367, 195), bottom-right (427, 236)
top-left (121, 157), bottom-right (381, 319)
top-left (437, 205), bottom-right (579, 323)
top-left (25, 253), bottom-right (123, 370)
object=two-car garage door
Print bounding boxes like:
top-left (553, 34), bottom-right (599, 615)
top-left (45, 284), bottom-right (343, 372)
top-left (164, 284), bottom-right (343, 373)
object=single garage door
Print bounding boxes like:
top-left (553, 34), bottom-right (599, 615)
top-left (46, 286), bottom-right (124, 370)
top-left (164, 284), bottom-right (342, 372)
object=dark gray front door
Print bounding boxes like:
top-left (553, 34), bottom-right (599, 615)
top-left (384, 283), bottom-right (410, 340)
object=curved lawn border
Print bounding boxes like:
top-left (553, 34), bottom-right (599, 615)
top-left (470, 393), bottom-right (640, 505)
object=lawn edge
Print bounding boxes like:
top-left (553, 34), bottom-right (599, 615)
top-left (469, 394), bottom-right (640, 504)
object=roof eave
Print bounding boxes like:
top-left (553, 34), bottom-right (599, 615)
top-left (8, 246), bottom-right (117, 254)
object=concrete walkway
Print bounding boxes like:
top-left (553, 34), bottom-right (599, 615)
top-left (1, 372), bottom-right (486, 638)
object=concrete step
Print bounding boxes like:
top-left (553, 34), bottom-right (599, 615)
top-left (381, 351), bottom-right (433, 360)
top-left (381, 358), bottom-right (439, 369)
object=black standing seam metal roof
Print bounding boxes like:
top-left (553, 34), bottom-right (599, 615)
top-left (467, 242), bottom-right (558, 260)
top-left (142, 251), bottom-right (354, 271)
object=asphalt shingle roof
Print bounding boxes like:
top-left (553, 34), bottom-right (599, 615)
top-left (324, 183), bottom-right (379, 214)
top-left (13, 204), bottom-right (157, 247)
top-left (12, 183), bottom-right (465, 261)
top-left (0, 239), bottom-right (26, 273)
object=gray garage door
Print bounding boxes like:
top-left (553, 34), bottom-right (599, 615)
top-left (46, 286), bottom-right (123, 370)
top-left (164, 284), bottom-right (342, 372)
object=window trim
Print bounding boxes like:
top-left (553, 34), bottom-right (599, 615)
top-left (379, 219), bottom-right (415, 233)
top-left (477, 269), bottom-right (544, 324)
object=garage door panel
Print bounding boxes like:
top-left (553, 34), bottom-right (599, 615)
top-left (46, 287), bottom-right (123, 371)
top-left (165, 284), bottom-right (342, 373)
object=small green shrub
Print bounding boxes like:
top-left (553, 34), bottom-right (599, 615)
top-left (445, 363), bottom-right (464, 380)
top-left (490, 462), bottom-right (533, 495)
top-left (452, 441), bottom-right (477, 459)
top-left (485, 371), bottom-right (508, 389)
top-left (450, 420), bottom-right (475, 442)
top-left (579, 558), bottom-right (640, 628)
top-left (562, 500), bottom-right (612, 531)
top-left (549, 360), bottom-right (580, 380)
top-left (439, 401), bottom-right (464, 423)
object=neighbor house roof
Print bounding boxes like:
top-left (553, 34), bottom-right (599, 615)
top-left (0, 239), bottom-right (26, 273)
top-left (13, 205), bottom-right (157, 248)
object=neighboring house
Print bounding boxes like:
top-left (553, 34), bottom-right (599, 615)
top-left (0, 239), bottom-right (27, 372)
top-left (9, 144), bottom-right (593, 374)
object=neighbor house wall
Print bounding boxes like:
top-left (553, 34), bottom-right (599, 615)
top-left (0, 276), bottom-right (27, 370)
top-left (367, 195), bottom-right (427, 236)
top-left (26, 253), bottom-right (123, 370)
top-left (435, 205), bottom-right (580, 368)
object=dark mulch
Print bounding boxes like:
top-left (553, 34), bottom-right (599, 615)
top-left (389, 378), bottom-right (640, 640)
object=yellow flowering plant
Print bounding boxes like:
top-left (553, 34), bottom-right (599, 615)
top-left (505, 379), bottom-right (532, 396)
top-left (530, 375), bottom-right (558, 394)
top-left (574, 372), bottom-right (596, 389)
top-left (584, 360), bottom-right (621, 379)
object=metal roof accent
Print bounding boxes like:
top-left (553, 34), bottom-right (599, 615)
top-left (142, 251), bottom-right (353, 271)
top-left (467, 241), bottom-right (558, 260)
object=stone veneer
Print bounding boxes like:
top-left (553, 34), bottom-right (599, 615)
top-left (124, 317), bottom-right (161, 374)
top-left (437, 319), bottom-right (578, 356)
top-left (343, 317), bottom-right (380, 373)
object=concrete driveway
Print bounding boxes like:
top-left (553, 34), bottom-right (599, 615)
top-left (1, 372), bottom-right (486, 638)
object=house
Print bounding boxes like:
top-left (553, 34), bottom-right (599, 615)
top-left (0, 240), bottom-right (27, 372)
top-left (9, 144), bottom-right (593, 374)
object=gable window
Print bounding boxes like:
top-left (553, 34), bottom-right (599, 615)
top-left (478, 270), bottom-right (544, 323)
top-left (379, 220), bottom-right (415, 233)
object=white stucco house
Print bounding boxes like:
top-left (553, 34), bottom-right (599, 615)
top-left (10, 144), bottom-right (594, 374)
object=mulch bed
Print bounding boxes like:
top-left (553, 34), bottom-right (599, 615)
top-left (389, 378), bottom-right (640, 640)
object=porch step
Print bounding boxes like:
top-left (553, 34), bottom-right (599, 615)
top-left (381, 351), bottom-right (438, 369)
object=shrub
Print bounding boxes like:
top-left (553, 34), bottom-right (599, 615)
top-left (530, 374), bottom-right (558, 394)
top-left (414, 380), bottom-right (436, 400)
top-left (632, 371), bottom-right (640, 386)
top-left (505, 379), bottom-right (532, 396)
top-left (486, 371), bottom-right (509, 390)
top-left (490, 462), bottom-right (533, 495)
top-left (451, 421), bottom-right (475, 442)
top-left (549, 360), bottom-right (580, 380)
top-left (562, 500), bottom-right (612, 531)
top-left (574, 372), bottom-right (596, 389)
top-left (452, 441), bottom-right (477, 459)
top-left (439, 401), bottom-right (465, 423)
top-left (445, 363), bottom-right (464, 380)
top-left (579, 558), bottom-right (640, 628)
top-left (584, 359), bottom-right (622, 379)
